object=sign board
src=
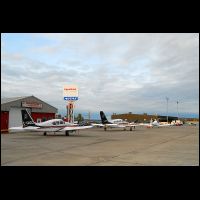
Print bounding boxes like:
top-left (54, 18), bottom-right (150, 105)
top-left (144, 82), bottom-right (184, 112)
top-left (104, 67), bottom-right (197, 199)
top-left (22, 101), bottom-right (43, 109)
top-left (63, 85), bottom-right (78, 101)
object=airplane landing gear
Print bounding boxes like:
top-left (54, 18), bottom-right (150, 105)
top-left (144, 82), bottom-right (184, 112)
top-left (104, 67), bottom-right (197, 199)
top-left (130, 126), bottom-right (135, 131)
top-left (44, 132), bottom-right (47, 136)
top-left (104, 126), bottom-right (107, 131)
top-left (65, 131), bottom-right (69, 136)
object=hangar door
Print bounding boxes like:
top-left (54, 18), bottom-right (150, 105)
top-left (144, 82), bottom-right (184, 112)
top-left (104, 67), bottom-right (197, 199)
top-left (9, 107), bottom-right (31, 128)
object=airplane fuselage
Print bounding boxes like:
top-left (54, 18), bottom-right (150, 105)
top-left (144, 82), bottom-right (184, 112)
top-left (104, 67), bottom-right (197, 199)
top-left (9, 109), bottom-right (93, 136)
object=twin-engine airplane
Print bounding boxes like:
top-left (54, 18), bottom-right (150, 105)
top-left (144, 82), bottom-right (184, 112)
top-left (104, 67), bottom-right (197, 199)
top-left (92, 111), bottom-right (142, 131)
top-left (92, 111), bottom-right (173, 130)
top-left (9, 109), bottom-right (93, 136)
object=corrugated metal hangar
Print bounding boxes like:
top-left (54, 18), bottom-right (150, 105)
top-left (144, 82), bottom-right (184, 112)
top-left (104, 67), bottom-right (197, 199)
top-left (1, 95), bottom-right (58, 133)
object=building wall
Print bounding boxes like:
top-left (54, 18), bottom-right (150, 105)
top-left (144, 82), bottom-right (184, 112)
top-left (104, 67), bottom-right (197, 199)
top-left (8, 107), bottom-right (31, 128)
top-left (158, 116), bottom-right (178, 122)
top-left (112, 113), bottom-right (158, 122)
top-left (112, 113), bottom-right (180, 123)
top-left (1, 96), bottom-right (58, 133)
top-left (183, 118), bottom-right (199, 122)
top-left (31, 112), bottom-right (55, 123)
top-left (1, 111), bottom-right (9, 133)
top-left (1, 111), bottom-right (55, 133)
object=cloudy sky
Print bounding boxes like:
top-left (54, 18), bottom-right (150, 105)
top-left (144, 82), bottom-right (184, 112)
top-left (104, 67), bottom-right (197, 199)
top-left (1, 33), bottom-right (199, 119)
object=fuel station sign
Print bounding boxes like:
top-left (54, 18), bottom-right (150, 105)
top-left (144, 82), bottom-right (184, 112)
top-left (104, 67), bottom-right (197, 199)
top-left (63, 85), bottom-right (78, 101)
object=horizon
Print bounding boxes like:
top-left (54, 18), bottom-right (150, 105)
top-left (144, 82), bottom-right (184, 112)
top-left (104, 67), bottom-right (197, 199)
top-left (70, 111), bottom-right (199, 120)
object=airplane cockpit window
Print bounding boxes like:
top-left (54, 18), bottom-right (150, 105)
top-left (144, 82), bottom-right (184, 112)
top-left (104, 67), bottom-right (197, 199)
top-left (52, 120), bottom-right (61, 125)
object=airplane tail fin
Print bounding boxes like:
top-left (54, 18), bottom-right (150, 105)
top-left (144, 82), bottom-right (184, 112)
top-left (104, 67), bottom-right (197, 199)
top-left (100, 111), bottom-right (109, 124)
top-left (21, 109), bottom-right (36, 127)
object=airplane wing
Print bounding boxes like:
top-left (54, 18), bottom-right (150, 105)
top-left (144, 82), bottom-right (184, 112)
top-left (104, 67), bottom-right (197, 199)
top-left (158, 124), bottom-right (172, 127)
top-left (91, 123), bottom-right (127, 128)
top-left (138, 123), bottom-right (172, 127)
top-left (9, 126), bottom-right (40, 132)
top-left (106, 124), bottom-right (126, 128)
top-left (91, 123), bottom-right (104, 127)
top-left (93, 123), bottom-right (145, 128)
top-left (9, 126), bottom-right (25, 132)
top-left (9, 125), bottom-right (93, 132)
top-left (61, 125), bottom-right (93, 131)
top-left (125, 124), bottom-right (145, 127)
top-left (139, 123), bottom-right (150, 126)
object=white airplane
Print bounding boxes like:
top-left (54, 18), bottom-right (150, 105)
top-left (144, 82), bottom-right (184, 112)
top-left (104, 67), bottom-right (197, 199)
top-left (92, 111), bottom-right (142, 131)
top-left (9, 109), bottom-right (93, 136)
top-left (142, 119), bottom-right (172, 128)
top-left (171, 120), bottom-right (183, 126)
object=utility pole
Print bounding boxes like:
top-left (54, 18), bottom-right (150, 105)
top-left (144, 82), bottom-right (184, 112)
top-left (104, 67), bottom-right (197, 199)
top-left (166, 97), bottom-right (169, 124)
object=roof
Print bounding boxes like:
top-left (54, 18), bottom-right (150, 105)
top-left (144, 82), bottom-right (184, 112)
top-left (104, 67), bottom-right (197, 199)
top-left (1, 96), bottom-right (30, 104)
top-left (1, 95), bottom-right (57, 111)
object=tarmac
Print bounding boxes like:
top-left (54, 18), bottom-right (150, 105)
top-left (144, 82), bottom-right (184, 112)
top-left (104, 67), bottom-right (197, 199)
top-left (1, 125), bottom-right (199, 166)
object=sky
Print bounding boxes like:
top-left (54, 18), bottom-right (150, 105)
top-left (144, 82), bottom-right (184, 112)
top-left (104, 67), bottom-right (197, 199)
top-left (1, 33), bottom-right (199, 119)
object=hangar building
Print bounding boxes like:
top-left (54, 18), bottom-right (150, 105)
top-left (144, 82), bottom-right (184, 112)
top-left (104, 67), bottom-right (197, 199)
top-left (1, 95), bottom-right (58, 133)
top-left (111, 112), bottom-right (178, 123)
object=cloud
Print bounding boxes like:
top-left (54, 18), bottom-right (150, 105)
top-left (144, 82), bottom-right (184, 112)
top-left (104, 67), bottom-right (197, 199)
top-left (1, 33), bottom-right (199, 118)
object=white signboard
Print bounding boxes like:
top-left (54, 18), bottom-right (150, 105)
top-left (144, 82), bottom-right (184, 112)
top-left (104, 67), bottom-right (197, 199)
top-left (63, 85), bottom-right (78, 101)
top-left (22, 101), bottom-right (42, 108)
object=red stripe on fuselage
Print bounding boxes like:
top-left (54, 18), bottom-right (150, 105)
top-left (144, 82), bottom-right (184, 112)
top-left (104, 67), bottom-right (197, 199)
top-left (38, 125), bottom-right (78, 129)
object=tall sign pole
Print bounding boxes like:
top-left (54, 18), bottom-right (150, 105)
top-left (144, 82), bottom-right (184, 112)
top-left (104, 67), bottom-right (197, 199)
top-left (63, 85), bottom-right (78, 123)
top-left (67, 102), bottom-right (74, 123)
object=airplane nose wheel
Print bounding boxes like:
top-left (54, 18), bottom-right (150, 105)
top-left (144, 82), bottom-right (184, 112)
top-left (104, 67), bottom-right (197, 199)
top-left (44, 132), bottom-right (47, 136)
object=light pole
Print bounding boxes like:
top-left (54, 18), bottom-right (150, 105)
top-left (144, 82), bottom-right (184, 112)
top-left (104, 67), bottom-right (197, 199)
top-left (166, 97), bottom-right (169, 124)
top-left (88, 111), bottom-right (91, 123)
top-left (176, 101), bottom-right (179, 120)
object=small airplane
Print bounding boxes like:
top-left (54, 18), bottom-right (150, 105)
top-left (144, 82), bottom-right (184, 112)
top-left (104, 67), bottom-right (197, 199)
top-left (9, 109), bottom-right (93, 136)
top-left (142, 119), bottom-right (172, 128)
top-left (186, 122), bottom-right (199, 126)
top-left (92, 111), bottom-right (141, 131)
top-left (171, 120), bottom-right (183, 126)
